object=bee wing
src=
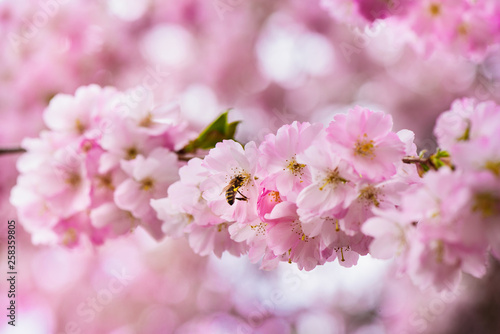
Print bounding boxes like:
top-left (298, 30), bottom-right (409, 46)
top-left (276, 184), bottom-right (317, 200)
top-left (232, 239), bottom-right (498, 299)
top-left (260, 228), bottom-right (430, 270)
top-left (220, 183), bottom-right (233, 196)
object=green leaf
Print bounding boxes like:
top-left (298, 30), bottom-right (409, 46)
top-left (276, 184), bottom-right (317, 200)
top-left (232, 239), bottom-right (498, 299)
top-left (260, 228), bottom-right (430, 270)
top-left (226, 120), bottom-right (240, 139)
top-left (435, 149), bottom-right (450, 158)
top-left (427, 149), bottom-right (453, 171)
top-left (180, 110), bottom-right (241, 153)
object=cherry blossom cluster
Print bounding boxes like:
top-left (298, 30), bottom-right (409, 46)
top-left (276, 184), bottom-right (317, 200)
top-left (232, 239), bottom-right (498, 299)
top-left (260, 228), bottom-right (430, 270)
top-left (10, 83), bottom-right (500, 292)
top-left (363, 98), bottom-right (500, 291)
top-left (154, 107), bottom-right (421, 271)
top-left (10, 84), bottom-right (192, 246)
top-left (154, 99), bottom-right (500, 290)
top-left (321, 0), bottom-right (500, 59)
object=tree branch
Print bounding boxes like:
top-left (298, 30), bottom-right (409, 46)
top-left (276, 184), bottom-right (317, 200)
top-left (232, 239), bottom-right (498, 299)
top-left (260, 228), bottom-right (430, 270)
top-left (0, 147), bottom-right (26, 156)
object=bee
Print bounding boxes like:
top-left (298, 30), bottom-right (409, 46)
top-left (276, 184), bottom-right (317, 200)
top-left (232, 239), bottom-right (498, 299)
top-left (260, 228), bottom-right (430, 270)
top-left (223, 174), bottom-right (249, 205)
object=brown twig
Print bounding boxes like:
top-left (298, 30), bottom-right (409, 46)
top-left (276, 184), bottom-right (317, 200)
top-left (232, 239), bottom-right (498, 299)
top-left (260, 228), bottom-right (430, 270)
top-left (177, 150), bottom-right (210, 162)
top-left (402, 155), bottom-right (438, 171)
top-left (0, 147), bottom-right (26, 156)
top-left (402, 156), bottom-right (426, 164)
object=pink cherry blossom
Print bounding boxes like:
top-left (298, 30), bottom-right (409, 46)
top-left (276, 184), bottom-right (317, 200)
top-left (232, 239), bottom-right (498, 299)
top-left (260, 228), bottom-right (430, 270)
top-left (98, 114), bottom-right (163, 174)
top-left (341, 178), bottom-right (408, 234)
top-left (298, 209), bottom-right (345, 246)
top-left (464, 171), bottom-right (500, 260)
top-left (296, 140), bottom-right (358, 215)
top-left (362, 207), bottom-right (414, 260)
top-left (258, 121), bottom-right (321, 201)
top-left (434, 98), bottom-right (500, 150)
top-left (406, 237), bottom-right (487, 291)
top-left (152, 158), bottom-right (224, 237)
top-left (43, 84), bottom-right (118, 138)
top-left (263, 201), bottom-right (330, 271)
top-left (451, 136), bottom-right (500, 176)
top-left (114, 148), bottom-right (179, 239)
top-left (185, 223), bottom-right (248, 258)
top-left (326, 229), bottom-right (371, 268)
top-left (325, 106), bottom-right (405, 181)
top-left (89, 202), bottom-right (139, 238)
top-left (201, 140), bottom-right (260, 225)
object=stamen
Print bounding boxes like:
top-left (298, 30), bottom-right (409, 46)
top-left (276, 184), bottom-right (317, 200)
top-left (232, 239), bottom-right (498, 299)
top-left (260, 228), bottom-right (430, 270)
top-left (81, 141), bottom-right (93, 153)
top-left (354, 134), bottom-right (376, 158)
top-left (319, 168), bottom-right (348, 191)
top-left (457, 23), bottom-right (468, 36)
top-left (126, 147), bottom-right (138, 160)
top-left (428, 3), bottom-right (441, 17)
top-left (139, 113), bottom-right (153, 127)
top-left (485, 161), bottom-right (500, 177)
top-left (286, 155), bottom-right (306, 176)
top-left (434, 240), bottom-right (444, 263)
top-left (97, 174), bottom-right (114, 190)
top-left (66, 173), bottom-right (81, 187)
top-left (217, 223), bottom-right (228, 232)
top-left (472, 192), bottom-right (499, 218)
top-left (250, 222), bottom-right (267, 236)
top-left (457, 121), bottom-right (470, 141)
top-left (359, 185), bottom-right (381, 207)
top-left (141, 178), bottom-right (154, 191)
top-left (75, 119), bottom-right (85, 134)
top-left (126, 211), bottom-right (138, 232)
top-left (270, 191), bottom-right (281, 202)
top-left (62, 228), bottom-right (77, 246)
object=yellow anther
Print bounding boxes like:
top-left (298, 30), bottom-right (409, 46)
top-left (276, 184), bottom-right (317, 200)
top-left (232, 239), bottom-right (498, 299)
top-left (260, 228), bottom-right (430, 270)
top-left (141, 178), bottom-right (154, 191)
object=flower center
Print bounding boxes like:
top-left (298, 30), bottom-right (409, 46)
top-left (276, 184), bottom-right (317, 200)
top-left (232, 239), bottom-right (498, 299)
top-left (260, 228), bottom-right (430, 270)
top-left (126, 147), bottom-right (139, 160)
top-left (65, 172), bottom-right (81, 187)
top-left (354, 135), bottom-right (376, 158)
top-left (457, 121), bottom-right (471, 141)
top-left (62, 228), bottom-right (78, 246)
top-left (75, 119), bottom-right (86, 134)
top-left (428, 3), bottom-right (441, 17)
top-left (139, 113), bottom-right (153, 128)
top-left (485, 161), bottom-right (500, 177)
top-left (285, 156), bottom-right (306, 176)
top-left (359, 185), bottom-right (381, 207)
top-left (269, 191), bottom-right (281, 202)
top-left (457, 23), bottom-right (468, 36)
top-left (319, 168), bottom-right (348, 191)
top-left (141, 177), bottom-right (154, 191)
top-left (82, 141), bottom-right (93, 153)
top-left (97, 174), bottom-right (114, 190)
top-left (472, 192), bottom-right (500, 218)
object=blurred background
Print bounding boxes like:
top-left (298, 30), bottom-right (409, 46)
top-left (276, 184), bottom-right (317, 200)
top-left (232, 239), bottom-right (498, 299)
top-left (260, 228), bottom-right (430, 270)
top-left (1, 0), bottom-right (500, 333)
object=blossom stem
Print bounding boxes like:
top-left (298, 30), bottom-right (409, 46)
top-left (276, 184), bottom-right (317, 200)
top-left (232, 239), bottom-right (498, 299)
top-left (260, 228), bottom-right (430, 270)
top-left (0, 147), bottom-right (26, 156)
top-left (402, 156), bottom-right (438, 171)
top-left (176, 149), bottom-right (210, 162)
